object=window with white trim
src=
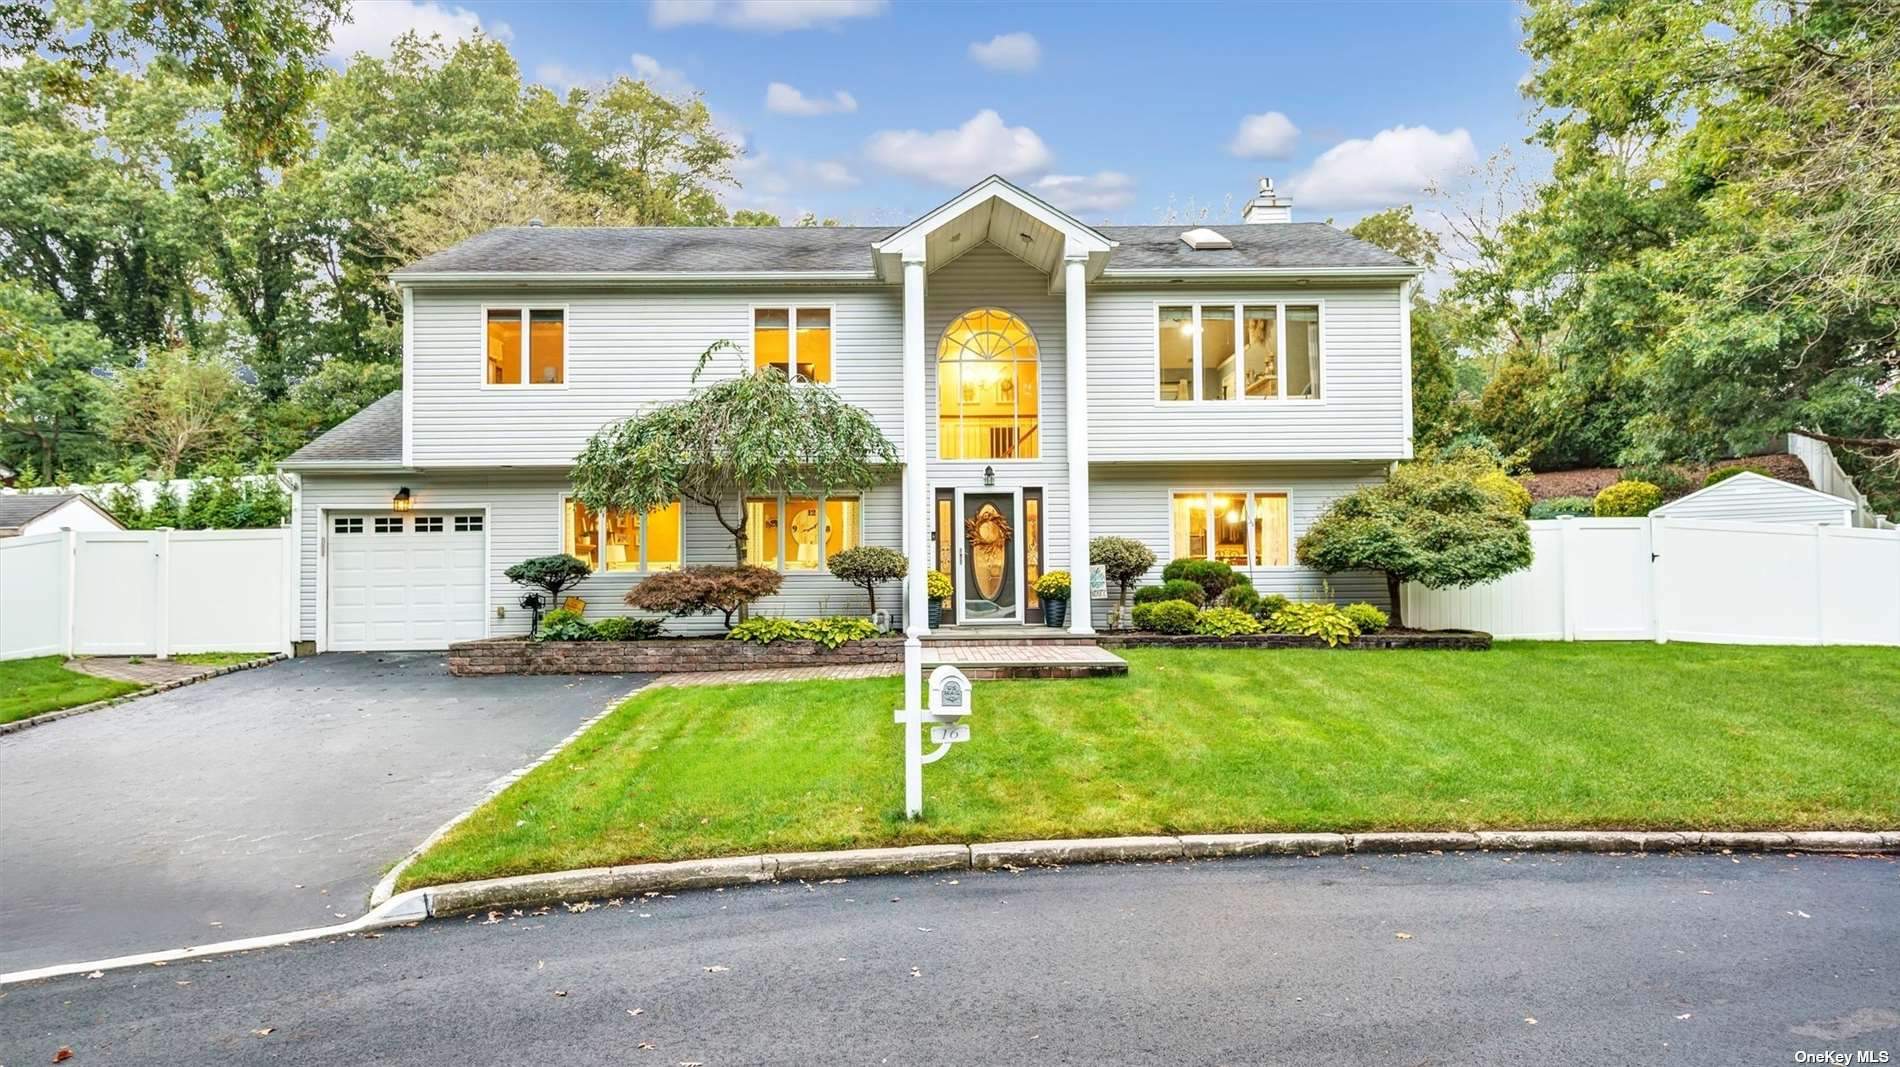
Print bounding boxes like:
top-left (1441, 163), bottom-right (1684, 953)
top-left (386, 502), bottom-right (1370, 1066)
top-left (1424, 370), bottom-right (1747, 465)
top-left (1170, 490), bottom-right (1291, 568)
top-left (563, 498), bottom-right (683, 572)
top-left (743, 493), bottom-right (860, 571)
top-left (753, 306), bottom-right (832, 382)
top-left (486, 307), bottom-right (565, 385)
top-left (1157, 302), bottom-right (1321, 401)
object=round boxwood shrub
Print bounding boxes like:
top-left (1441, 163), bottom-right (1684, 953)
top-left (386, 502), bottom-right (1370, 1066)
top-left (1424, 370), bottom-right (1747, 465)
top-left (1143, 599), bottom-right (1201, 634)
top-left (1704, 464), bottom-right (1768, 487)
top-left (1342, 602), bottom-right (1389, 633)
top-left (1475, 470), bottom-right (1532, 516)
top-left (1594, 480), bottom-right (1663, 517)
top-left (1161, 558), bottom-right (1240, 602)
top-left (1251, 593), bottom-right (1291, 623)
top-left (591, 616), bottom-right (662, 641)
top-left (1528, 495), bottom-right (1594, 520)
top-left (1134, 580), bottom-right (1206, 607)
top-left (1194, 606), bottom-right (1264, 637)
top-left (1216, 583), bottom-right (1261, 613)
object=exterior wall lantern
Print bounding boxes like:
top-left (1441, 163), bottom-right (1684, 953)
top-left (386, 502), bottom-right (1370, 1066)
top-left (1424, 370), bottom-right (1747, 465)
top-left (392, 487), bottom-right (413, 512)
top-left (983, 465), bottom-right (995, 487)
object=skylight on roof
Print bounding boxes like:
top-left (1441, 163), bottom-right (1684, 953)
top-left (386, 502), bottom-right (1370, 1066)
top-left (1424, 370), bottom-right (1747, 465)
top-left (1180, 227), bottom-right (1233, 250)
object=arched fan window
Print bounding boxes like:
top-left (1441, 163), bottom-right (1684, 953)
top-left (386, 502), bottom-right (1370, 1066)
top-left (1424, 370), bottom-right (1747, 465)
top-left (937, 308), bottom-right (1039, 460)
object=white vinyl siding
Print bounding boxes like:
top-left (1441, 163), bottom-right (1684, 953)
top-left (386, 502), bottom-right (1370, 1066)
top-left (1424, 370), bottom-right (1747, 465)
top-left (409, 287), bottom-right (902, 467)
top-left (1085, 461), bottom-right (1392, 626)
top-left (1651, 475), bottom-right (1854, 526)
top-left (296, 471), bottom-right (903, 644)
top-left (1086, 282), bottom-right (1408, 461)
top-left (924, 244), bottom-right (1072, 572)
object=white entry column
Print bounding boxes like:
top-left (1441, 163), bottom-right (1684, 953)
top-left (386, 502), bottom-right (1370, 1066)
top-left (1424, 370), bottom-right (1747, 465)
top-left (1064, 251), bottom-right (1094, 634)
top-left (902, 254), bottom-right (930, 639)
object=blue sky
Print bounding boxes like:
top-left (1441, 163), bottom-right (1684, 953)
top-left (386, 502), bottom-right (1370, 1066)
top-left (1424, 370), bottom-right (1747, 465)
top-left (331, 0), bottom-right (1540, 227)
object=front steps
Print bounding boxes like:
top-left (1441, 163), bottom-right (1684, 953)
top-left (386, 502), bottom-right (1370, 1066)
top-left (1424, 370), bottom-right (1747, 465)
top-left (920, 626), bottom-right (1128, 679)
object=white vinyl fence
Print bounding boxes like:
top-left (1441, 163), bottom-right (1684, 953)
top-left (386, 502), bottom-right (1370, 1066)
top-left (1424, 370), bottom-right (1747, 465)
top-left (1404, 518), bottom-right (1900, 646)
top-left (0, 529), bottom-right (292, 661)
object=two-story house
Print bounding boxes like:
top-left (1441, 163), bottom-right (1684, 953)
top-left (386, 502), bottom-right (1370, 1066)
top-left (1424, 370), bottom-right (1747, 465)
top-left (281, 176), bottom-right (1421, 652)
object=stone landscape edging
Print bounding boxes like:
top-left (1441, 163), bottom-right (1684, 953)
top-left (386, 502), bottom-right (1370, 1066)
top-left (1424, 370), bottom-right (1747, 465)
top-left (448, 635), bottom-right (904, 676)
top-left (0, 653), bottom-right (287, 738)
top-left (410, 829), bottom-right (1900, 918)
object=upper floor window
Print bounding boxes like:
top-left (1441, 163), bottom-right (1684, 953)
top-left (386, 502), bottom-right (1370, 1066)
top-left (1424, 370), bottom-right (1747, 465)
top-left (1171, 489), bottom-right (1291, 568)
top-left (938, 307), bottom-right (1039, 460)
top-left (487, 307), bottom-right (565, 385)
top-left (753, 307), bottom-right (832, 382)
top-left (564, 498), bottom-right (682, 572)
top-left (1158, 303), bottom-right (1321, 402)
top-left (742, 493), bottom-right (861, 571)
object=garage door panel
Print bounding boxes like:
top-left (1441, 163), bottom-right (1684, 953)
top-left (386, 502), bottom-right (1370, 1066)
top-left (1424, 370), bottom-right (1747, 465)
top-left (328, 512), bottom-right (487, 652)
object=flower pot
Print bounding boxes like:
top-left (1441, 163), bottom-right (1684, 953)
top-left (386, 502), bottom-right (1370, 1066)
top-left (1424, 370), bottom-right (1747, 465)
top-left (928, 602), bottom-right (943, 628)
top-left (1044, 599), bottom-right (1068, 628)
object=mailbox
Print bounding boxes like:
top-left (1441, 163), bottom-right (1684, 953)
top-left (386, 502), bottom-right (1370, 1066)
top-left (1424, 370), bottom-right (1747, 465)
top-left (927, 664), bottom-right (972, 721)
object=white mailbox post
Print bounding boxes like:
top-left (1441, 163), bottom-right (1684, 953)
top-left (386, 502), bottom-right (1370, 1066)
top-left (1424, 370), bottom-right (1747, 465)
top-left (894, 663), bottom-right (974, 818)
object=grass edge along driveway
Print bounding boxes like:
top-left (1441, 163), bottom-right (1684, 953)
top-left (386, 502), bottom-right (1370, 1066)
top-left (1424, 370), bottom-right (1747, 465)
top-left (0, 656), bottom-right (142, 725)
top-left (399, 642), bottom-right (1900, 890)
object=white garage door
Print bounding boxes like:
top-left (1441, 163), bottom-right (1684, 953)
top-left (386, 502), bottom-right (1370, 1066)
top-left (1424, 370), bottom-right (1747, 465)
top-left (326, 511), bottom-right (487, 651)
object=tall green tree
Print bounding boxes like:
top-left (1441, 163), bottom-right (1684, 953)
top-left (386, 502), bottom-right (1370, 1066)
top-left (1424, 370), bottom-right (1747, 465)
top-left (1348, 206), bottom-right (1467, 451)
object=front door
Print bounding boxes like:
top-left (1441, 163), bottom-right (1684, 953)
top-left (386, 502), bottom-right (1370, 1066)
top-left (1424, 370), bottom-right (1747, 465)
top-left (955, 489), bottom-right (1022, 624)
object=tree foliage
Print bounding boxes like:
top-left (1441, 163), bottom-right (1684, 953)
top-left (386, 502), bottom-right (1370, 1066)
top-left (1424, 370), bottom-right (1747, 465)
top-left (1090, 536), bottom-right (1157, 630)
top-left (1296, 455), bottom-right (1535, 626)
top-left (571, 344), bottom-right (899, 564)
top-left (626, 565), bottom-right (783, 630)
top-left (824, 545), bottom-right (906, 616)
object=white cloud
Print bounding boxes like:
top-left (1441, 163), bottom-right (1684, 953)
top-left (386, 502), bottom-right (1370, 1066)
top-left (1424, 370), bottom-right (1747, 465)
top-left (1227, 111), bottom-right (1299, 160)
top-left (808, 160), bottom-right (860, 187)
top-left (865, 110), bottom-right (1053, 186)
top-left (968, 32), bottom-right (1040, 72)
top-left (1032, 172), bottom-right (1136, 214)
top-left (327, 0), bottom-right (507, 59)
top-left (630, 52), bottom-right (695, 95)
top-left (650, 0), bottom-right (886, 31)
top-left (1284, 125), bottom-right (1478, 209)
top-left (764, 82), bottom-right (858, 116)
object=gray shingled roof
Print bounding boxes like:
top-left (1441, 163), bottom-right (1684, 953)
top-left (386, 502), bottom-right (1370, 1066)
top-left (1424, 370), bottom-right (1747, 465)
top-left (0, 492), bottom-right (87, 529)
top-left (393, 222), bottom-right (1411, 277)
top-left (283, 391), bottom-right (403, 467)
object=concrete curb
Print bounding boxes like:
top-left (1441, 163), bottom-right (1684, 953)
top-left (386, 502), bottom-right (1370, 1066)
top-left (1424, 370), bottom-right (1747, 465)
top-left (369, 681), bottom-right (647, 906)
top-left (0, 889), bottom-right (429, 987)
top-left (0, 654), bottom-right (286, 738)
top-left (405, 829), bottom-right (1899, 919)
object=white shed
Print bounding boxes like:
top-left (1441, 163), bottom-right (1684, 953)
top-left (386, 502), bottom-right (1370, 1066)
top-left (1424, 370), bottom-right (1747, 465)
top-left (1651, 472), bottom-right (1855, 526)
top-left (0, 493), bottom-right (125, 537)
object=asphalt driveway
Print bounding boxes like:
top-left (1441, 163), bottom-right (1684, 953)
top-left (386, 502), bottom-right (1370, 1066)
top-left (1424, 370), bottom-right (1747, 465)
top-left (0, 653), bottom-right (647, 974)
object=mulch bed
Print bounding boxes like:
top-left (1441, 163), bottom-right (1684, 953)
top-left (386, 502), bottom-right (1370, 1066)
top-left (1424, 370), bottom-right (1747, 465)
top-left (1521, 453), bottom-right (1810, 502)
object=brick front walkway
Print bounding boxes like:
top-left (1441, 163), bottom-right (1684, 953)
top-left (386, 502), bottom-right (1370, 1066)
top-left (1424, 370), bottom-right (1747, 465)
top-left (921, 643), bottom-right (1126, 667)
top-left (65, 656), bottom-right (233, 687)
top-left (647, 663), bottom-right (902, 688)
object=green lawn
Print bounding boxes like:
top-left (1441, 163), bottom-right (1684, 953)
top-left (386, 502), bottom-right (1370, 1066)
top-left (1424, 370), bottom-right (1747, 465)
top-left (0, 656), bottom-right (142, 725)
top-left (399, 643), bottom-right (1900, 889)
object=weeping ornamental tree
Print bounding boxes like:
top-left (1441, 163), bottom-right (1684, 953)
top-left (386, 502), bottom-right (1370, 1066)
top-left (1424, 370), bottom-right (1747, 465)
top-left (1296, 455), bottom-right (1534, 628)
top-left (571, 342), bottom-right (899, 565)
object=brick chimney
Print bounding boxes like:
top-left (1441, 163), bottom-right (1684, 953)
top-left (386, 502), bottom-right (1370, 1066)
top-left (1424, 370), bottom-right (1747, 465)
top-left (1242, 177), bottom-right (1292, 224)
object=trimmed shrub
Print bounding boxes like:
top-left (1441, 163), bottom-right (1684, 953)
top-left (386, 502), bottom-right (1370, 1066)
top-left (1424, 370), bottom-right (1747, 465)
top-left (1528, 496), bottom-right (1594, 520)
top-left (1142, 599), bottom-right (1201, 635)
top-left (1033, 569), bottom-right (1072, 601)
top-left (1266, 602), bottom-right (1361, 646)
top-left (1091, 536), bottom-right (1158, 629)
top-left (1161, 558), bottom-right (1240, 602)
top-left (1194, 606), bottom-right (1264, 637)
top-left (1251, 593), bottom-right (1290, 622)
top-left (627, 565), bottom-right (784, 629)
top-left (1625, 463), bottom-right (1692, 495)
top-left (505, 554), bottom-right (593, 632)
top-left (1134, 580), bottom-right (1206, 607)
top-left (1475, 470), bottom-right (1533, 516)
top-left (926, 570), bottom-right (954, 601)
top-left (1342, 602), bottom-right (1390, 633)
top-left (1594, 480), bottom-right (1663, 518)
top-left (1216, 583), bottom-right (1261, 613)
top-left (533, 608), bottom-right (596, 641)
top-left (591, 616), bottom-right (662, 641)
top-left (1704, 464), bottom-right (1768, 487)
top-left (1130, 602), bottom-right (1155, 630)
top-left (825, 545), bottom-right (907, 615)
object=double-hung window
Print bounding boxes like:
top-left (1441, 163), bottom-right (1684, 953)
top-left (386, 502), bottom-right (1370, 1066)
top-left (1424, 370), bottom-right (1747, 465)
top-left (486, 307), bottom-right (565, 385)
top-left (753, 307), bottom-right (832, 382)
top-left (1157, 302), bottom-right (1321, 401)
top-left (1170, 490), bottom-right (1291, 568)
top-left (742, 493), bottom-right (861, 571)
top-left (563, 499), bottom-right (683, 572)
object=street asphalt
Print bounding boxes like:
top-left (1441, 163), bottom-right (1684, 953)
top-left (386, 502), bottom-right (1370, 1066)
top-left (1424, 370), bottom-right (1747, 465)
top-left (2, 851), bottom-right (1894, 1065)
top-left (0, 653), bottom-right (646, 974)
